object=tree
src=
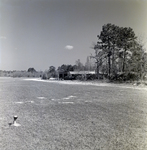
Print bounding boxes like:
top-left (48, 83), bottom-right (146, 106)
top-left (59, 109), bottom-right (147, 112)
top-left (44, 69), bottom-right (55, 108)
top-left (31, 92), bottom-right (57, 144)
top-left (85, 56), bottom-right (91, 71)
top-left (90, 42), bottom-right (105, 79)
top-left (117, 27), bottom-right (137, 73)
top-left (93, 23), bottom-right (146, 81)
top-left (66, 65), bottom-right (74, 72)
top-left (75, 59), bottom-right (84, 71)
top-left (129, 39), bottom-right (147, 81)
top-left (58, 64), bottom-right (74, 72)
top-left (136, 35), bottom-right (147, 81)
top-left (47, 66), bottom-right (57, 78)
top-left (28, 68), bottom-right (36, 73)
top-left (98, 24), bottom-right (120, 78)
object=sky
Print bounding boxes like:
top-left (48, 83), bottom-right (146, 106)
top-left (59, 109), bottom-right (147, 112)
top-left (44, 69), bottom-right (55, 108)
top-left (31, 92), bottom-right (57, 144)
top-left (0, 0), bottom-right (147, 71)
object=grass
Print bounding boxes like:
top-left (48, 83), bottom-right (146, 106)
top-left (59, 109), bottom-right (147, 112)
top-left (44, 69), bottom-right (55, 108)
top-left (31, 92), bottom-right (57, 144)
top-left (0, 78), bottom-right (147, 150)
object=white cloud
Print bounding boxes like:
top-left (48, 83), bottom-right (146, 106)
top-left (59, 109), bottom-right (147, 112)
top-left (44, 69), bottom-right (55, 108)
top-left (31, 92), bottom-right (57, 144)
top-left (65, 45), bottom-right (73, 50)
top-left (0, 36), bottom-right (6, 39)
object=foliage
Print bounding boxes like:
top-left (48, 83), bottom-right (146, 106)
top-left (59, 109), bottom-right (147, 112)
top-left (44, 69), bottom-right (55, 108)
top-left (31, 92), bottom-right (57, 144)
top-left (28, 68), bottom-right (36, 73)
top-left (0, 70), bottom-right (43, 78)
top-left (57, 64), bottom-right (74, 73)
top-left (91, 23), bottom-right (147, 81)
top-left (75, 59), bottom-right (84, 71)
top-left (47, 66), bottom-right (58, 78)
top-left (85, 56), bottom-right (95, 71)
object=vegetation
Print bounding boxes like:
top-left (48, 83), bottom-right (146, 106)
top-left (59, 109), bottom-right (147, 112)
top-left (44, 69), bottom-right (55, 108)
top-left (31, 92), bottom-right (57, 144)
top-left (0, 70), bottom-right (43, 78)
top-left (27, 68), bottom-right (36, 73)
top-left (91, 23), bottom-right (147, 81)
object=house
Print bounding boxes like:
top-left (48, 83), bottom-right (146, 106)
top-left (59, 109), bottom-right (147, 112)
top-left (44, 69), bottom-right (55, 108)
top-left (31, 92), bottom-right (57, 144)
top-left (58, 71), bottom-right (68, 80)
top-left (69, 71), bottom-right (96, 80)
top-left (69, 71), bottom-right (95, 75)
top-left (58, 70), bottom-right (96, 80)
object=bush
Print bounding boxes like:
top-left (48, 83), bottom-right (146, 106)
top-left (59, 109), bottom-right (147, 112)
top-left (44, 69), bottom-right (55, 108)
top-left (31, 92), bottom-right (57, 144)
top-left (111, 72), bottom-right (139, 81)
top-left (64, 75), bottom-right (75, 80)
top-left (42, 73), bottom-right (48, 80)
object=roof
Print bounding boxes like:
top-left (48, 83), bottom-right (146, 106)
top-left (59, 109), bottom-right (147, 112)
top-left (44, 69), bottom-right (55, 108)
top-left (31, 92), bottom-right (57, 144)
top-left (69, 71), bottom-right (96, 75)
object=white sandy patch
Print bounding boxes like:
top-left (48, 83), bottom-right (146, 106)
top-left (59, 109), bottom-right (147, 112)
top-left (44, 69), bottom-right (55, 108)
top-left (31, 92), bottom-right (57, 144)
top-left (58, 102), bottom-right (74, 104)
top-left (0, 117), bottom-right (5, 120)
top-left (24, 78), bottom-right (41, 81)
top-left (85, 101), bottom-right (92, 103)
top-left (15, 101), bottom-right (34, 104)
top-left (24, 78), bottom-right (147, 90)
top-left (63, 95), bottom-right (76, 100)
top-left (15, 102), bottom-right (24, 104)
top-left (63, 97), bottom-right (70, 100)
top-left (69, 95), bottom-right (76, 98)
top-left (51, 98), bottom-right (60, 101)
top-left (26, 101), bottom-right (34, 103)
top-left (37, 97), bottom-right (46, 100)
top-left (12, 122), bottom-right (21, 127)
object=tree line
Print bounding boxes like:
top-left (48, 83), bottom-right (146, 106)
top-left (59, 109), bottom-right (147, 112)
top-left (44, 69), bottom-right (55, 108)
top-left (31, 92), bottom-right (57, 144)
top-left (1, 23), bottom-right (147, 81)
top-left (91, 23), bottom-right (147, 81)
top-left (44, 24), bottom-right (147, 81)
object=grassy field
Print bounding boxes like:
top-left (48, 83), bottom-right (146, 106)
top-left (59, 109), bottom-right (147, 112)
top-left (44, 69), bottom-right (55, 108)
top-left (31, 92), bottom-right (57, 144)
top-left (0, 78), bottom-right (147, 150)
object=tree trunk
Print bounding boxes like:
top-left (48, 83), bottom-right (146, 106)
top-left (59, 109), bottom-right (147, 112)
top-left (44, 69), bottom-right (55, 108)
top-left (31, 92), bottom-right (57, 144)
top-left (112, 48), bottom-right (115, 76)
top-left (108, 38), bottom-right (111, 79)
top-left (122, 47), bottom-right (126, 73)
top-left (108, 56), bottom-right (111, 79)
top-left (96, 61), bottom-right (99, 79)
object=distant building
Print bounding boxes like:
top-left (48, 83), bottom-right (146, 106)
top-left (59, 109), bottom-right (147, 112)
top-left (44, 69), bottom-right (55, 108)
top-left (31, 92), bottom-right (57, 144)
top-left (69, 71), bottom-right (95, 75)
top-left (58, 71), bottom-right (68, 80)
top-left (58, 70), bottom-right (96, 80)
top-left (69, 71), bottom-right (96, 80)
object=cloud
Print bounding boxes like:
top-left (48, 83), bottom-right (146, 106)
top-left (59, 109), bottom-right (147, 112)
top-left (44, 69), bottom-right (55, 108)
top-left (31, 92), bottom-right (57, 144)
top-left (65, 45), bottom-right (73, 50)
top-left (0, 36), bottom-right (6, 39)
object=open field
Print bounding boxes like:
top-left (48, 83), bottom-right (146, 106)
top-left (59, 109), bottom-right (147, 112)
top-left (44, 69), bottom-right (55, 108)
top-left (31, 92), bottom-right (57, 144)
top-left (0, 77), bottom-right (147, 150)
